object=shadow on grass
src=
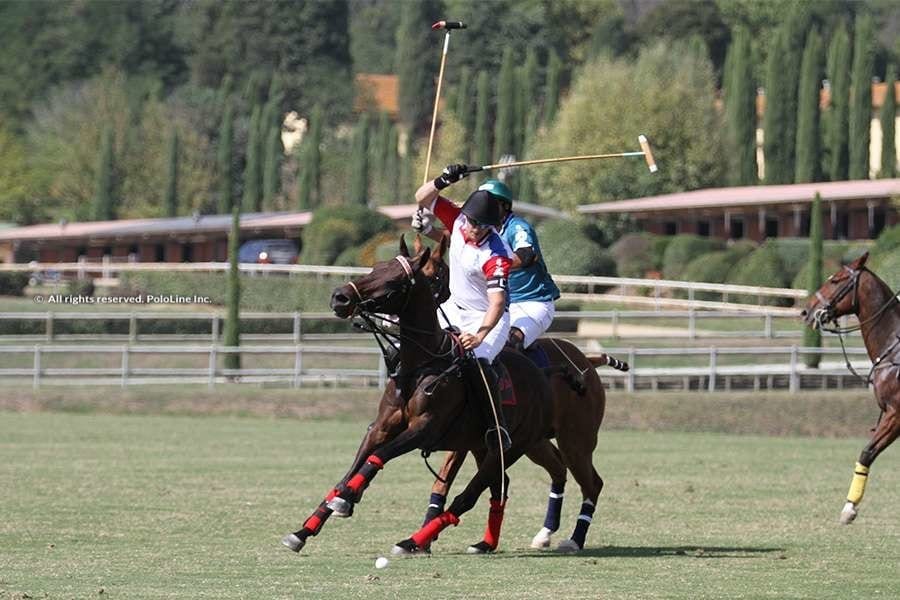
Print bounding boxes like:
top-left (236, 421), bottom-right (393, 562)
top-left (485, 545), bottom-right (785, 559)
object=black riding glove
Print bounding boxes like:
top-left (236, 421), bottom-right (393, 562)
top-left (434, 164), bottom-right (469, 190)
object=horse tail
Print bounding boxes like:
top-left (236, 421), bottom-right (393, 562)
top-left (587, 353), bottom-right (629, 372)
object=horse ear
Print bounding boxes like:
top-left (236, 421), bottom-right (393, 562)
top-left (416, 245), bottom-right (432, 270)
top-left (851, 251), bottom-right (869, 268)
top-left (413, 233), bottom-right (423, 255)
top-left (399, 235), bottom-right (410, 258)
top-left (433, 231), bottom-right (448, 261)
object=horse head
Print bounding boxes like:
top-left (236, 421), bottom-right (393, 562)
top-left (802, 251), bottom-right (869, 329)
top-left (413, 232), bottom-right (450, 305)
top-left (330, 235), bottom-right (444, 319)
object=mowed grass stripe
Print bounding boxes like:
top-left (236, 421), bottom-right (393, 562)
top-left (1, 412), bottom-right (899, 599)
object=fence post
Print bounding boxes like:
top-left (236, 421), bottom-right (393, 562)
top-left (102, 254), bottom-right (110, 280)
top-left (627, 348), bottom-right (636, 392)
top-left (789, 346), bottom-right (799, 393)
top-left (121, 346), bottom-right (129, 388)
top-left (611, 310), bottom-right (619, 340)
top-left (293, 312), bottom-right (301, 344)
top-left (688, 286), bottom-right (695, 304)
top-left (33, 345), bottom-right (41, 389)
top-left (208, 346), bottom-right (217, 388)
top-left (293, 346), bottom-right (303, 388)
top-left (129, 312), bottom-right (137, 343)
top-left (764, 313), bottom-right (773, 339)
top-left (688, 309), bottom-right (696, 340)
top-left (708, 347), bottom-right (717, 392)
top-left (45, 312), bottom-right (53, 342)
top-left (378, 353), bottom-right (387, 389)
top-left (210, 316), bottom-right (219, 344)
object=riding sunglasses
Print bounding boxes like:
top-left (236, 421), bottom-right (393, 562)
top-left (467, 216), bottom-right (488, 229)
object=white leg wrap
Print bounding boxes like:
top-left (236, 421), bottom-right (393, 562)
top-left (530, 526), bottom-right (553, 549)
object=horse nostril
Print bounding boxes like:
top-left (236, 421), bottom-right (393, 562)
top-left (330, 292), bottom-right (350, 309)
top-left (800, 309), bottom-right (807, 317)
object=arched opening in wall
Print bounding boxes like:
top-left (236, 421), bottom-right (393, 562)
top-left (729, 217), bottom-right (744, 240)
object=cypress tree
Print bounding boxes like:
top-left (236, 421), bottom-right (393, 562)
top-left (455, 66), bottom-right (473, 137)
top-left (375, 111), bottom-right (391, 173)
top-left (475, 70), bottom-right (491, 167)
top-left (544, 50), bottom-right (562, 125)
top-left (516, 48), bottom-right (538, 158)
top-left (164, 128), bottom-right (179, 217)
top-left (349, 112), bottom-right (370, 205)
top-left (296, 146), bottom-right (312, 211)
top-left (849, 15), bottom-right (875, 180)
top-left (307, 104), bottom-right (323, 206)
top-left (763, 26), bottom-right (799, 184)
top-left (92, 126), bottom-right (116, 221)
top-left (803, 194), bottom-right (823, 368)
top-left (223, 205), bottom-right (242, 372)
top-left (880, 65), bottom-right (897, 178)
top-left (385, 124), bottom-right (400, 203)
top-left (395, 1), bottom-right (437, 136)
top-left (243, 104), bottom-right (262, 212)
top-left (217, 99), bottom-right (234, 213)
top-left (725, 27), bottom-right (758, 185)
top-left (795, 31), bottom-right (822, 183)
top-left (827, 25), bottom-right (851, 181)
top-left (495, 47), bottom-right (516, 159)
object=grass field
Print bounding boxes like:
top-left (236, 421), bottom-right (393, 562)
top-left (2, 389), bottom-right (899, 599)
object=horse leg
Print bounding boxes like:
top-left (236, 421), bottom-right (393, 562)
top-left (840, 406), bottom-right (900, 524)
top-left (555, 435), bottom-right (603, 553)
top-left (409, 450), bottom-right (468, 552)
top-left (466, 448), bottom-right (510, 554)
top-left (282, 416), bottom-right (428, 553)
top-left (523, 439), bottom-right (568, 549)
top-left (393, 447), bottom-right (526, 555)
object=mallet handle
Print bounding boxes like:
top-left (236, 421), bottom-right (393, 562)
top-left (422, 32), bottom-right (450, 183)
top-left (467, 151), bottom-right (645, 172)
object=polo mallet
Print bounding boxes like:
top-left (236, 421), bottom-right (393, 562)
top-left (422, 20), bottom-right (467, 183)
top-left (464, 134), bottom-right (658, 174)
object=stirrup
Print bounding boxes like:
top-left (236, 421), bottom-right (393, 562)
top-left (485, 426), bottom-right (512, 451)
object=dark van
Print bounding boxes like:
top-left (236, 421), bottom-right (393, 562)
top-left (238, 239), bottom-right (299, 264)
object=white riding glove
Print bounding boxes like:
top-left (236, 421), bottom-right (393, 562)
top-left (411, 208), bottom-right (435, 235)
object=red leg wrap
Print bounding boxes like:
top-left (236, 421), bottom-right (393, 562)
top-left (346, 473), bottom-right (367, 493)
top-left (365, 454), bottom-right (385, 469)
top-left (482, 499), bottom-right (506, 549)
top-left (325, 488), bottom-right (339, 502)
top-left (346, 455), bottom-right (385, 494)
top-left (303, 501), bottom-right (332, 534)
top-left (411, 511), bottom-right (460, 547)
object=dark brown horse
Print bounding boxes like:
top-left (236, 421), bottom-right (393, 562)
top-left (282, 237), bottom-right (556, 554)
top-left (802, 252), bottom-right (900, 524)
top-left (409, 235), bottom-right (628, 554)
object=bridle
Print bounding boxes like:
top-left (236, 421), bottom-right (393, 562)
top-left (812, 265), bottom-right (900, 386)
top-left (348, 256), bottom-right (417, 315)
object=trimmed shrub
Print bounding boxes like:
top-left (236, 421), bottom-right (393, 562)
top-left (680, 251), bottom-right (738, 300)
top-left (874, 224), bottom-right (900, 254)
top-left (0, 272), bottom-right (29, 296)
top-left (299, 204), bottom-right (395, 265)
top-left (869, 247), bottom-right (900, 290)
top-left (537, 219), bottom-right (617, 277)
top-left (726, 245), bottom-right (791, 306)
top-left (661, 235), bottom-right (724, 279)
top-left (768, 238), bottom-right (809, 283)
top-left (791, 257), bottom-right (841, 290)
top-left (610, 233), bottom-right (657, 278)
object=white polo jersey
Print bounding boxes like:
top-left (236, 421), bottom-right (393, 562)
top-left (430, 197), bottom-right (513, 312)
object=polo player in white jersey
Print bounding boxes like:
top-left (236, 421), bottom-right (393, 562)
top-left (414, 164), bottom-right (513, 450)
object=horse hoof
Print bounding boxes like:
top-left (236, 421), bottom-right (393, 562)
top-left (391, 539), bottom-right (422, 556)
top-left (557, 539), bottom-right (582, 553)
top-left (466, 541), bottom-right (495, 554)
top-left (326, 496), bottom-right (353, 518)
top-left (282, 533), bottom-right (305, 552)
top-left (839, 502), bottom-right (858, 525)
top-left (530, 527), bottom-right (553, 549)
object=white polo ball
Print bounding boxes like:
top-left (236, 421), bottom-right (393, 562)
top-left (375, 556), bottom-right (389, 569)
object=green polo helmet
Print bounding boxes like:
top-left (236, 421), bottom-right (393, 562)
top-left (478, 179), bottom-right (514, 206)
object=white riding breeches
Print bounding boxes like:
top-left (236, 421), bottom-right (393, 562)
top-left (437, 301), bottom-right (510, 363)
top-left (509, 300), bottom-right (555, 348)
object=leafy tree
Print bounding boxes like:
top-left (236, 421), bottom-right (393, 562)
top-left (516, 48), bottom-right (538, 158)
top-left (0, 120), bottom-right (38, 224)
top-left (474, 70), bottom-right (491, 167)
top-left (803, 194), bottom-right (823, 367)
top-left (224, 205), bottom-right (241, 371)
top-left (795, 31), bottom-right (822, 183)
top-left (849, 14), bottom-right (875, 180)
top-left (531, 43), bottom-right (725, 211)
top-left (349, 0), bottom-right (398, 74)
top-left (349, 112), bottom-right (370, 205)
top-left (299, 204), bottom-right (394, 265)
top-left (242, 104), bottom-right (262, 212)
top-left (636, 0), bottom-right (731, 74)
top-left (92, 126), bottom-right (116, 221)
top-left (536, 219), bottom-right (617, 277)
top-left (724, 27), bottom-right (757, 185)
top-left (543, 50), bottom-right (562, 125)
top-left (826, 25), bottom-right (851, 181)
top-left (395, 0), bottom-right (440, 136)
top-left (164, 129), bottom-right (179, 217)
top-left (880, 65), bottom-right (897, 178)
top-left (217, 97), bottom-right (235, 213)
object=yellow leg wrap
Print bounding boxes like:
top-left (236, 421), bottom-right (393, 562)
top-left (846, 462), bottom-right (869, 505)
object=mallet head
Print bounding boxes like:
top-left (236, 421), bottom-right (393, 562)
top-left (432, 20), bottom-right (467, 30)
top-left (638, 135), bottom-right (658, 173)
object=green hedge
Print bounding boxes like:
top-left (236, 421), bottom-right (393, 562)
top-left (869, 247), bottom-right (900, 290)
top-left (874, 223), bottom-right (900, 254)
top-left (726, 244), bottom-right (791, 306)
top-left (0, 272), bottom-right (29, 296)
top-left (661, 235), bottom-right (724, 279)
top-left (299, 204), bottom-right (396, 265)
top-left (537, 219), bottom-right (617, 277)
top-left (610, 233), bottom-right (659, 278)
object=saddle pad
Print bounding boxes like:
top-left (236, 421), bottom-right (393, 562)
top-left (495, 361), bottom-right (517, 406)
top-left (524, 344), bottom-right (550, 369)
